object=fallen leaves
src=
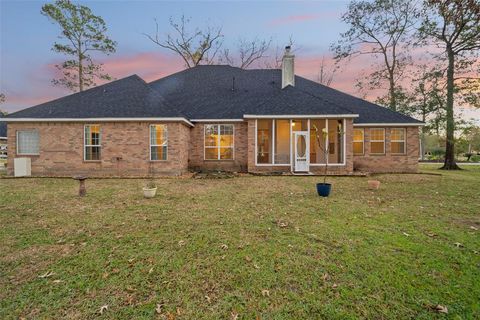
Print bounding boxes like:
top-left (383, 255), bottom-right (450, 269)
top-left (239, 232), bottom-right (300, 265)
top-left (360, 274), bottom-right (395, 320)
top-left (178, 240), bottom-right (186, 247)
top-left (435, 304), bottom-right (448, 314)
top-left (261, 289), bottom-right (270, 297)
top-left (38, 271), bottom-right (55, 279)
top-left (99, 305), bottom-right (108, 315)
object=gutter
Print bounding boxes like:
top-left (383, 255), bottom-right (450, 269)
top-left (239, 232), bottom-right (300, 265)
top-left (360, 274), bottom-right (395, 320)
top-left (3, 117), bottom-right (195, 127)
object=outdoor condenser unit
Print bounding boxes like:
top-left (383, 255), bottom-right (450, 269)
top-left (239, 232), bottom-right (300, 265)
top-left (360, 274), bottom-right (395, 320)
top-left (14, 157), bottom-right (31, 177)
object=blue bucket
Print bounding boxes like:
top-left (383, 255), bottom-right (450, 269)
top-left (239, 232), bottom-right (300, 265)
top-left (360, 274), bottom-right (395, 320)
top-left (316, 183), bottom-right (332, 197)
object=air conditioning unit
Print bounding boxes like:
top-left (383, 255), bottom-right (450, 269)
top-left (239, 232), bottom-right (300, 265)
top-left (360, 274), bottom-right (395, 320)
top-left (14, 157), bottom-right (31, 177)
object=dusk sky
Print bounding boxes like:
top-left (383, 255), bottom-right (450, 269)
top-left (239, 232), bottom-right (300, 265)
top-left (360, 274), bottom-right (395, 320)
top-left (1, 0), bottom-right (479, 122)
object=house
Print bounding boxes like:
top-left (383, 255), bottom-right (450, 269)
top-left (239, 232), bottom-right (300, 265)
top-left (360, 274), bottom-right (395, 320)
top-left (4, 47), bottom-right (423, 177)
top-left (0, 121), bottom-right (7, 168)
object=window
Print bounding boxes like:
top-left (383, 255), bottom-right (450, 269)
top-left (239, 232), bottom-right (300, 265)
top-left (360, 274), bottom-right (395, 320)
top-left (328, 119), bottom-right (343, 163)
top-left (150, 124), bottom-right (168, 160)
top-left (310, 119), bottom-right (326, 164)
top-left (370, 128), bottom-right (385, 154)
top-left (353, 129), bottom-right (364, 155)
top-left (17, 130), bottom-right (39, 155)
top-left (204, 124), bottom-right (234, 160)
top-left (257, 120), bottom-right (272, 163)
top-left (391, 128), bottom-right (406, 154)
top-left (84, 125), bottom-right (101, 161)
top-left (274, 120), bottom-right (290, 164)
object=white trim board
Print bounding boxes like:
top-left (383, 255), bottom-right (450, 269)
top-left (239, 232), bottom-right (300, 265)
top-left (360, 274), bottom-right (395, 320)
top-left (244, 114), bottom-right (359, 119)
top-left (354, 123), bottom-right (424, 127)
top-left (191, 119), bottom-right (244, 122)
top-left (4, 117), bottom-right (195, 127)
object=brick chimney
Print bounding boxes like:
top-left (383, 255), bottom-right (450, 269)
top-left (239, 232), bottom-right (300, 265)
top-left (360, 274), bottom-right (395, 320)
top-left (281, 46), bottom-right (295, 89)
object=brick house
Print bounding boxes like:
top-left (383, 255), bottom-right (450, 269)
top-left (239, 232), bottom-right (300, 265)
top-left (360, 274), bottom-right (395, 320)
top-left (5, 47), bottom-right (423, 177)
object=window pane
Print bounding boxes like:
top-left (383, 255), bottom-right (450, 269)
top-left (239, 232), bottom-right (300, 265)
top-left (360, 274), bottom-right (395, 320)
top-left (353, 129), bottom-right (364, 142)
top-left (371, 142), bottom-right (385, 154)
top-left (391, 128), bottom-right (404, 141)
top-left (205, 125), bottom-right (218, 147)
top-left (151, 125), bottom-right (167, 146)
top-left (220, 125), bottom-right (234, 147)
top-left (353, 142), bottom-right (364, 155)
top-left (151, 146), bottom-right (167, 160)
top-left (328, 119), bottom-right (343, 164)
top-left (370, 129), bottom-right (384, 141)
top-left (257, 120), bottom-right (272, 163)
top-left (85, 146), bottom-right (101, 160)
top-left (274, 120), bottom-right (290, 164)
top-left (205, 148), bottom-right (217, 160)
top-left (220, 147), bottom-right (233, 160)
top-left (85, 125), bottom-right (100, 146)
top-left (17, 130), bottom-right (39, 154)
top-left (310, 119), bottom-right (326, 164)
top-left (291, 119), bottom-right (307, 131)
top-left (391, 142), bottom-right (405, 154)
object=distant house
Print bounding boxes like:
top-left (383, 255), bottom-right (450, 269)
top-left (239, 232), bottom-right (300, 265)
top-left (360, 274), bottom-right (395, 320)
top-left (0, 121), bottom-right (7, 167)
top-left (4, 47), bottom-right (423, 177)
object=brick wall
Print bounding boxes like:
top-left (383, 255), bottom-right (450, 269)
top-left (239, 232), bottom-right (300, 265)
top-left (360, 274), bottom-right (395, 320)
top-left (189, 122), bottom-right (248, 172)
top-left (7, 122), bottom-right (190, 177)
top-left (353, 126), bottom-right (419, 173)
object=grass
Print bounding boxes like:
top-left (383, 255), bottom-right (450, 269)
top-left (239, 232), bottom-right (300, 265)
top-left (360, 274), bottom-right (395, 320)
top-left (1, 164), bottom-right (479, 319)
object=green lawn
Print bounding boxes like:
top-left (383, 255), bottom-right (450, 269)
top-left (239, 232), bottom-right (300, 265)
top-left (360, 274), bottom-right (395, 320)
top-left (1, 165), bottom-right (479, 319)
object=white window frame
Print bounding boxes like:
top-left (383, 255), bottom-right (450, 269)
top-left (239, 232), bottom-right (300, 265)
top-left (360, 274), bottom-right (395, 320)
top-left (16, 130), bottom-right (40, 155)
top-left (391, 128), bottom-right (406, 155)
top-left (150, 124), bottom-right (168, 161)
top-left (353, 128), bottom-right (365, 155)
top-left (84, 124), bottom-right (101, 161)
top-left (370, 128), bottom-right (385, 155)
top-left (203, 124), bottom-right (235, 160)
top-left (254, 119), bottom-right (347, 167)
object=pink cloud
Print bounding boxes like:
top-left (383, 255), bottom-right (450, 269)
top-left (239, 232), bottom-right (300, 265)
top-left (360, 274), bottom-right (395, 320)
top-left (4, 52), bottom-right (185, 113)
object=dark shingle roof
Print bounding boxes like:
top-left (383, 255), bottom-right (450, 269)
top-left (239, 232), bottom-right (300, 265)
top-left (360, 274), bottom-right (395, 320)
top-left (7, 75), bottom-right (183, 119)
top-left (7, 65), bottom-right (422, 124)
top-left (149, 66), bottom-right (421, 124)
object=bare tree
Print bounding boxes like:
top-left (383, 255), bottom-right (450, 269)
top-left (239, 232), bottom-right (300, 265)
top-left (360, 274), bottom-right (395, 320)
top-left (332, 0), bottom-right (418, 111)
top-left (144, 15), bottom-right (223, 68)
top-left (317, 56), bottom-right (338, 86)
top-left (418, 0), bottom-right (480, 170)
top-left (264, 36), bottom-right (296, 69)
top-left (221, 37), bottom-right (271, 69)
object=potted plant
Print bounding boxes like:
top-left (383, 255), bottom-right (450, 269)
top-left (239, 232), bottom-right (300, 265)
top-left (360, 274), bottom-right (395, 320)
top-left (312, 123), bottom-right (344, 197)
top-left (143, 163), bottom-right (157, 198)
top-left (143, 180), bottom-right (157, 198)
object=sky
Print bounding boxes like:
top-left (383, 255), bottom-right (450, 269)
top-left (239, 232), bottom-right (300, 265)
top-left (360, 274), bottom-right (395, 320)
top-left (0, 0), bottom-right (479, 123)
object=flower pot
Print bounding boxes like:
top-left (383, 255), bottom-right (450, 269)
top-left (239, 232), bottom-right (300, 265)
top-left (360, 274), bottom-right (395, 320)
top-left (316, 183), bottom-right (332, 197)
top-left (367, 180), bottom-right (380, 190)
top-left (143, 187), bottom-right (157, 198)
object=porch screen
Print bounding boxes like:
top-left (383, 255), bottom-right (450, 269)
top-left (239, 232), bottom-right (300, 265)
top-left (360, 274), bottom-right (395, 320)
top-left (257, 120), bottom-right (272, 163)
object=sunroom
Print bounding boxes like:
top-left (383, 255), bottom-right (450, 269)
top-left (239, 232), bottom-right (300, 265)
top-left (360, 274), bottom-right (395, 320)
top-left (253, 118), bottom-right (349, 173)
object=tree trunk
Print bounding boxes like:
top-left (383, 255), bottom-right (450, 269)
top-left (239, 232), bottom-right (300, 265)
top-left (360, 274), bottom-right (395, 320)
top-left (388, 70), bottom-right (397, 112)
top-left (78, 41), bottom-right (84, 92)
top-left (440, 48), bottom-right (460, 170)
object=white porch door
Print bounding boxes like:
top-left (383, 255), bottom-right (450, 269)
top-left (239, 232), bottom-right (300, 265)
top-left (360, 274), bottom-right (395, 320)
top-left (294, 131), bottom-right (309, 172)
